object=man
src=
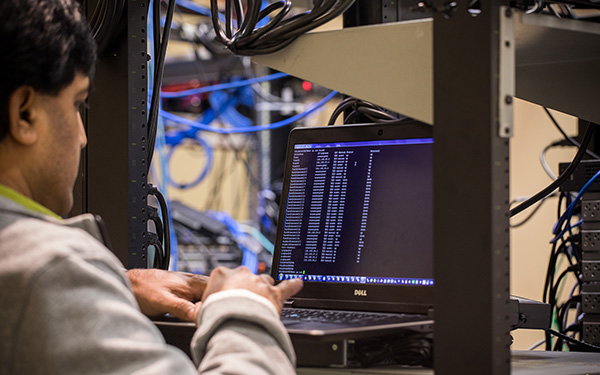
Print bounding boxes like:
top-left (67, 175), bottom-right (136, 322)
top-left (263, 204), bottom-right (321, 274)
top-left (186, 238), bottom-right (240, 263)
top-left (0, 1), bottom-right (303, 374)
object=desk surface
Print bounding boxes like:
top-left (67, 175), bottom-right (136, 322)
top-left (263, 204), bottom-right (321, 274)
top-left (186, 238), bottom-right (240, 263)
top-left (297, 351), bottom-right (600, 375)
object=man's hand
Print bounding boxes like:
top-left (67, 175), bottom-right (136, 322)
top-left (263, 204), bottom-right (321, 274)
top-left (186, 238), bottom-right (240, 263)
top-left (127, 269), bottom-right (209, 322)
top-left (197, 266), bottom-right (303, 318)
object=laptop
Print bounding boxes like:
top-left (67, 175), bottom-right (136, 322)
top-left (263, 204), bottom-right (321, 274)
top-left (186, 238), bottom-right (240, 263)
top-left (271, 121), bottom-right (435, 341)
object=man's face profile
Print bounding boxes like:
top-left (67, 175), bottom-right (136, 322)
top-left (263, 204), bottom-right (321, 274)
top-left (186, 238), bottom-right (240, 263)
top-left (9, 73), bottom-right (90, 216)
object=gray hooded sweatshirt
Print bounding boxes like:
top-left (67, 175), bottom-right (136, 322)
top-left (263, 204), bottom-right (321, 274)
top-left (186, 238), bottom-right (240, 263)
top-left (0, 191), bottom-right (296, 375)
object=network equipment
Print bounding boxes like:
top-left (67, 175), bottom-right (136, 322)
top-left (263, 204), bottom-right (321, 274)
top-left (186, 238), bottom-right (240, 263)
top-left (559, 159), bottom-right (600, 346)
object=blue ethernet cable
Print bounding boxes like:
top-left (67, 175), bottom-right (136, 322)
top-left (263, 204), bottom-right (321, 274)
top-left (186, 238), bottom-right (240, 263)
top-left (166, 134), bottom-right (214, 190)
top-left (552, 169), bottom-right (600, 244)
top-left (160, 90), bottom-right (338, 134)
top-left (160, 72), bottom-right (289, 98)
top-left (176, 0), bottom-right (212, 17)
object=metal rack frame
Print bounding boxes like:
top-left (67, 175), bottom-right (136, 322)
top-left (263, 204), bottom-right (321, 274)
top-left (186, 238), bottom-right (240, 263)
top-left (76, 0), bottom-right (149, 268)
top-left (432, 1), bottom-right (511, 373)
top-left (254, 1), bottom-right (600, 373)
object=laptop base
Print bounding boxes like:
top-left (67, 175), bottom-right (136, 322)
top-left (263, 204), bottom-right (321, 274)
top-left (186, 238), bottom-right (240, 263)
top-left (292, 326), bottom-right (433, 368)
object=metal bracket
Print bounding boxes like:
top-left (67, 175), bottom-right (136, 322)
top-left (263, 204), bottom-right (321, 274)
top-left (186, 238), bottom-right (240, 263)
top-left (499, 6), bottom-right (515, 138)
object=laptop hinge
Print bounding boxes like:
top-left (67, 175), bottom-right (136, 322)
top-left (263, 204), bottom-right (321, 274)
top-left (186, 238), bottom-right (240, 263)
top-left (283, 299), bottom-right (294, 308)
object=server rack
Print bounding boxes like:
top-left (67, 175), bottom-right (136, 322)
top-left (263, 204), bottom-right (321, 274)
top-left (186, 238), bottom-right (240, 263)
top-left (75, 0), bottom-right (149, 268)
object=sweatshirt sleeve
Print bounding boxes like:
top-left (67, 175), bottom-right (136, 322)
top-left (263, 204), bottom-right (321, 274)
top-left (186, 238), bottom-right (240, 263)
top-left (191, 289), bottom-right (297, 375)
top-left (14, 252), bottom-right (199, 375)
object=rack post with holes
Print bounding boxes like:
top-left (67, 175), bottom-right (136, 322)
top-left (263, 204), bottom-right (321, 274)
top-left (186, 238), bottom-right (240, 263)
top-left (432, 1), bottom-right (512, 373)
top-left (75, 0), bottom-right (149, 268)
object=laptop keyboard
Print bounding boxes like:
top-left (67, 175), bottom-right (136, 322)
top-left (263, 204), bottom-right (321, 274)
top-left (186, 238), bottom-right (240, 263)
top-left (281, 308), bottom-right (410, 327)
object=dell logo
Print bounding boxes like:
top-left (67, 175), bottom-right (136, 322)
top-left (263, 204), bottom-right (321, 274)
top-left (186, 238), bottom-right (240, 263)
top-left (354, 289), bottom-right (367, 297)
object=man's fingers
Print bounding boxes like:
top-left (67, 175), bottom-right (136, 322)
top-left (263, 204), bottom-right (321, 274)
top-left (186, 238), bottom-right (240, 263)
top-left (185, 273), bottom-right (210, 287)
top-left (276, 278), bottom-right (303, 301)
top-left (259, 274), bottom-right (275, 285)
top-left (160, 295), bottom-right (197, 322)
top-left (182, 273), bottom-right (210, 299)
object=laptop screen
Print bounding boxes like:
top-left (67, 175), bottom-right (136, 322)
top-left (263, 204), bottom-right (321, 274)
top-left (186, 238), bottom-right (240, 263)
top-left (273, 124), bottom-right (433, 291)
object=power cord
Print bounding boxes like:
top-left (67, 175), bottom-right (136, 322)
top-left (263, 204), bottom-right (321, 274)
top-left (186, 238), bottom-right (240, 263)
top-left (148, 184), bottom-right (171, 270)
top-left (543, 107), bottom-right (600, 160)
top-left (328, 97), bottom-right (406, 125)
top-left (546, 329), bottom-right (600, 352)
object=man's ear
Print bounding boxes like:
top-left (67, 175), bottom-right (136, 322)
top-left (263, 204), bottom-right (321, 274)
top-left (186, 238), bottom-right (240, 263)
top-left (7, 86), bottom-right (39, 146)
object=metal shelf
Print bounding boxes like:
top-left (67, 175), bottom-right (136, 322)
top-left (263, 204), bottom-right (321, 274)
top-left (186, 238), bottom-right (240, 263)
top-left (253, 20), bottom-right (433, 124)
top-left (515, 12), bottom-right (600, 123)
top-left (253, 12), bottom-right (600, 124)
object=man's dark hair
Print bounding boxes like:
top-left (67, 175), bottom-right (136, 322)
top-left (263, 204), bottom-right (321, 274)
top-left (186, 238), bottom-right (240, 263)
top-left (0, 0), bottom-right (97, 140)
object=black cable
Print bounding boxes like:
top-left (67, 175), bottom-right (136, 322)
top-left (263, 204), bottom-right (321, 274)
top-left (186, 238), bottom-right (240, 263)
top-left (150, 185), bottom-right (171, 270)
top-left (509, 193), bottom-right (557, 228)
top-left (215, 148), bottom-right (240, 210)
top-left (550, 266), bottom-right (579, 310)
top-left (217, 136), bottom-right (262, 219)
top-left (148, 0), bottom-right (177, 171)
top-left (545, 237), bottom-right (578, 307)
top-left (557, 240), bottom-right (579, 270)
top-left (147, 232), bottom-right (163, 268)
top-left (328, 97), bottom-right (387, 125)
top-left (549, 0), bottom-right (600, 10)
top-left (542, 214), bottom-right (579, 328)
top-left (543, 192), bottom-right (569, 351)
top-left (232, 136), bottom-right (262, 219)
top-left (546, 329), bottom-right (600, 352)
top-left (233, 137), bottom-right (261, 188)
top-left (543, 236), bottom-right (581, 350)
top-left (328, 97), bottom-right (413, 125)
top-left (153, 0), bottom-right (161, 72)
top-left (89, 0), bottom-right (125, 54)
top-left (543, 192), bottom-right (567, 303)
top-left (556, 295), bottom-right (581, 345)
top-left (510, 122), bottom-right (597, 217)
top-left (358, 106), bottom-right (399, 122)
top-left (147, 206), bottom-right (164, 245)
top-left (207, 147), bottom-right (228, 210)
top-left (544, 107), bottom-right (600, 160)
top-left (544, 242), bottom-right (559, 303)
top-left (210, 0), bottom-right (356, 56)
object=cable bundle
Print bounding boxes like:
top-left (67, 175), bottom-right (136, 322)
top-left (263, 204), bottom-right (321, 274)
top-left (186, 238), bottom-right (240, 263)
top-left (148, 185), bottom-right (172, 270)
top-left (541, 153), bottom-right (600, 351)
top-left (210, 0), bottom-right (356, 56)
top-left (542, 189), bottom-right (581, 350)
top-left (510, 123), bottom-right (597, 218)
top-left (89, 0), bottom-right (126, 54)
top-left (328, 97), bottom-right (410, 125)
